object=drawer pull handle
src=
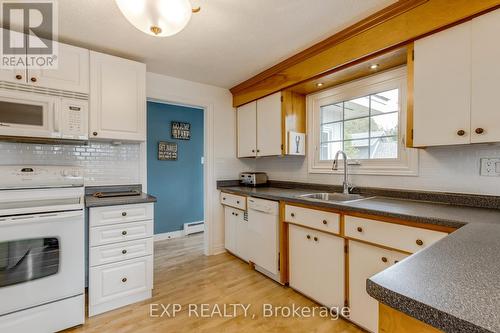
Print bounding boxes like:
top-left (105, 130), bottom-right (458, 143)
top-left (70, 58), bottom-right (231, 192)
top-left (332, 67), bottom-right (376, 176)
top-left (122, 277), bottom-right (127, 283)
top-left (357, 227), bottom-right (363, 233)
top-left (394, 260), bottom-right (399, 264)
top-left (223, 197), bottom-right (226, 201)
top-left (290, 213), bottom-right (295, 218)
top-left (322, 220), bottom-right (327, 225)
top-left (236, 201), bottom-right (240, 204)
top-left (122, 230), bottom-right (127, 236)
top-left (416, 239), bottom-right (424, 246)
top-left (475, 128), bottom-right (484, 135)
top-left (381, 257), bottom-right (388, 263)
top-left (313, 237), bottom-right (318, 242)
top-left (235, 213), bottom-right (239, 217)
top-left (232, 212), bottom-right (235, 216)
top-left (15, 74), bottom-right (23, 80)
top-left (306, 235), bottom-right (311, 240)
top-left (457, 130), bottom-right (466, 136)
top-left (31, 77), bottom-right (37, 82)
top-left (122, 249), bottom-right (127, 254)
top-left (122, 212), bottom-right (127, 217)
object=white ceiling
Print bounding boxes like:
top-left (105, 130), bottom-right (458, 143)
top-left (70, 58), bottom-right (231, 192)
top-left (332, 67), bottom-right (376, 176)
top-left (58, 0), bottom-right (395, 88)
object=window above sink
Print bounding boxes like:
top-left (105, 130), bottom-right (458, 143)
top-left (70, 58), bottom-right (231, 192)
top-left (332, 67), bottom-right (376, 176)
top-left (308, 67), bottom-right (419, 176)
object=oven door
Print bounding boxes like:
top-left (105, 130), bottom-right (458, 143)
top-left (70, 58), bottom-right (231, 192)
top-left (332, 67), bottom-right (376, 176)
top-left (0, 90), bottom-right (60, 139)
top-left (0, 210), bottom-right (84, 316)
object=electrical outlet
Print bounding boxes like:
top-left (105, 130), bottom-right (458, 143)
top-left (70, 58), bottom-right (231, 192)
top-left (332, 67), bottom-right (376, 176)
top-left (480, 158), bottom-right (500, 176)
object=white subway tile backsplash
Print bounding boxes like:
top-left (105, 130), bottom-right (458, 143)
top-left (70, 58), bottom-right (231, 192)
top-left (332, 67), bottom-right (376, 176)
top-left (0, 141), bottom-right (141, 186)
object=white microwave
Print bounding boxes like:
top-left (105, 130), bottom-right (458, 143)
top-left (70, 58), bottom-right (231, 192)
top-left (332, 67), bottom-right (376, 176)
top-left (0, 90), bottom-right (88, 141)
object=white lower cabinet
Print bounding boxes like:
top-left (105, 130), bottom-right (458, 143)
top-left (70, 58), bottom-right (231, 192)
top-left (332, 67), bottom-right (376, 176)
top-left (224, 206), bottom-right (248, 261)
top-left (348, 240), bottom-right (408, 332)
top-left (289, 224), bottom-right (344, 308)
top-left (89, 203), bottom-right (154, 317)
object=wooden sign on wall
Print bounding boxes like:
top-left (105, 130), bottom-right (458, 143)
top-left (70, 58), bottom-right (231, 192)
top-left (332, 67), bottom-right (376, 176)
top-left (158, 141), bottom-right (178, 160)
top-left (171, 121), bottom-right (191, 140)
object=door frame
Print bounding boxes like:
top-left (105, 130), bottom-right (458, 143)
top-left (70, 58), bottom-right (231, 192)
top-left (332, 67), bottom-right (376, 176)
top-left (146, 96), bottom-right (214, 256)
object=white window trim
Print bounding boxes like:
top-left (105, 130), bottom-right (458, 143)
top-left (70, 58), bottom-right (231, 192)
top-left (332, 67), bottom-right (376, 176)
top-left (307, 66), bottom-right (419, 176)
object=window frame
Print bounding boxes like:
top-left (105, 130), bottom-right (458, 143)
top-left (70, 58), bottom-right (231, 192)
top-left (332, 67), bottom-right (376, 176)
top-left (307, 66), bottom-right (419, 176)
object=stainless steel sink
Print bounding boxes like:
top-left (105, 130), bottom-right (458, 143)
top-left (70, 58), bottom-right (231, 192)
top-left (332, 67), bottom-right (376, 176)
top-left (299, 192), bottom-right (372, 203)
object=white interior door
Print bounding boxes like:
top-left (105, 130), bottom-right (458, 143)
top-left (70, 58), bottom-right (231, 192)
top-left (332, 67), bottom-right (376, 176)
top-left (413, 22), bottom-right (471, 146)
top-left (471, 9), bottom-right (500, 143)
top-left (237, 101), bottom-right (257, 157)
top-left (349, 241), bottom-right (408, 333)
top-left (257, 92), bottom-right (282, 156)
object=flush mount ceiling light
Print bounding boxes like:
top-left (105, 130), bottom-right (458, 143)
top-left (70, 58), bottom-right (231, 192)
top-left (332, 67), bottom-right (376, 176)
top-left (115, 0), bottom-right (200, 37)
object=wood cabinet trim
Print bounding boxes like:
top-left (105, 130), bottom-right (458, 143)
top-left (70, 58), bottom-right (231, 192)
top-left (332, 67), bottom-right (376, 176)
top-left (230, 0), bottom-right (428, 95)
top-left (379, 303), bottom-right (443, 333)
top-left (231, 1), bottom-right (500, 107)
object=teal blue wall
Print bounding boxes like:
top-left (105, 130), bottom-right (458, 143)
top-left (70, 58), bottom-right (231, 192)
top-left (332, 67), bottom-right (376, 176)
top-left (147, 102), bottom-right (204, 234)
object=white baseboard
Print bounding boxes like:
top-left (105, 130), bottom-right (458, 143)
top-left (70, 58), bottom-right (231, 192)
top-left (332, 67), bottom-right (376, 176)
top-left (154, 230), bottom-right (185, 241)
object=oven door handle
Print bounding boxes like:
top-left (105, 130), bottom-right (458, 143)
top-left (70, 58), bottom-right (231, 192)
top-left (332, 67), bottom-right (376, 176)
top-left (1, 210), bottom-right (83, 225)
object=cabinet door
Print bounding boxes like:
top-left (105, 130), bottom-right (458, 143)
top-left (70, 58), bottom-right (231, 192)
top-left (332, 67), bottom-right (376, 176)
top-left (224, 207), bottom-right (237, 254)
top-left (349, 241), bottom-right (408, 333)
top-left (237, 101), bottom-right (257, 157)
top-left (413, 23), bottom-right (471, 147)
top-left (234, 209), bottom-right (248, 262)
top-left (289, 224), bottom-right (344, 307)
top-left (471, 9), bottom-right (500, 143)
top-left (90, 51), bottom-right (146, 141)
top-left (257, 92), bottom-right (282, 156)
top-left (0, 29), bottom-right (27, 84)
top-left (28, 43), bottom-right (89, 94)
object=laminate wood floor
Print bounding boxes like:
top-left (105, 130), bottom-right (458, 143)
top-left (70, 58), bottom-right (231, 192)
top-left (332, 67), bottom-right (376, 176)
top-left (66, 234), bottom-right (363, 333)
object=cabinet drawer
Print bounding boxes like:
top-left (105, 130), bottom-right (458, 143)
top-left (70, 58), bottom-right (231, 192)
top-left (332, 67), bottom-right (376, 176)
top-left (89, 203), bottom-right (154, 227)
top-left (90, 238), bottom-right (153, 267)
top-left (90, 220), bottom-right (153, 247)
top-left (89, 255), bottom-right (153, 308)
top-left (345, 216), bottom-right (447, 253)
top-left (285, 205), bottom-right (340, 235)
top-left (220, 192), bottom-right (246, 210)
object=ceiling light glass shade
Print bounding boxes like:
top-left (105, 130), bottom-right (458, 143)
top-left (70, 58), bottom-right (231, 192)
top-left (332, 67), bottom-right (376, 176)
top-left (115, 0), bottom-right (193, 37)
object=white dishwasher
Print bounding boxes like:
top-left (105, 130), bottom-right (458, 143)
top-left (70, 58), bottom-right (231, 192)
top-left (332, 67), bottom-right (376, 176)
top-left (247, 197), bottom-right (280, 282)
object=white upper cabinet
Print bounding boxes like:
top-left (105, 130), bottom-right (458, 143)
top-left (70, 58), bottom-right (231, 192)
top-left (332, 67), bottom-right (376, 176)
top-left (90, 51), bottom-right (146, 141)
top-left (413, 22), bottom-right (471, 147)
top-left (28, 43), bottom-right (89, 94)
top-left (0, 30), bottom-right (89, 95)
top-left (413, 8), bottom-right (500, 147)
top-left (471, 9), bottom-right (500, 143)
top-left (237, 101), bottom-right (257, 157)
top-left (257, 92), bottom-right (282, 156)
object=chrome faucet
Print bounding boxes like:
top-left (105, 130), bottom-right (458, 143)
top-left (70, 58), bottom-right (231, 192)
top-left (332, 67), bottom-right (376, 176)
top-left (332, 150), bottom-right (351, 195)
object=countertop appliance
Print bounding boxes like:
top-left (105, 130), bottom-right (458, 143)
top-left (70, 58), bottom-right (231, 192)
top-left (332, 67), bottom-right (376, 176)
top-left (0, 89), bottom-right (88, 143)
top-left (0, 165), bottom-right (85, 332)
top-left (240, 172), bottom-right (268, 186)
top-left (247, 197), bottom-right (280, 282)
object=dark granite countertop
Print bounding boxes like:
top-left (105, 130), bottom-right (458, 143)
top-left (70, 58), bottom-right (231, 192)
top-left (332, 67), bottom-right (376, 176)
top-left (85, 184), bottom-right (157, 208)
top-left (218, 183), bottom-right (500, 333)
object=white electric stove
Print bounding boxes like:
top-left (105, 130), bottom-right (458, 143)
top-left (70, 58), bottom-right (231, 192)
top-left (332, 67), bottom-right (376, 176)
top-left (0, 165), bottom-right (85, 332)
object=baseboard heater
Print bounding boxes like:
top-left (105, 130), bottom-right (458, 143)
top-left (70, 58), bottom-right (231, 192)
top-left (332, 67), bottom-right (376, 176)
top-left (184, 221), bottom-right (204, 235)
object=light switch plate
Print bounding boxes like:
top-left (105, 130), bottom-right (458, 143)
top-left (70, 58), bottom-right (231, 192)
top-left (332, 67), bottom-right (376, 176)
top-left (480, 158), bottom-right (500, 176)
